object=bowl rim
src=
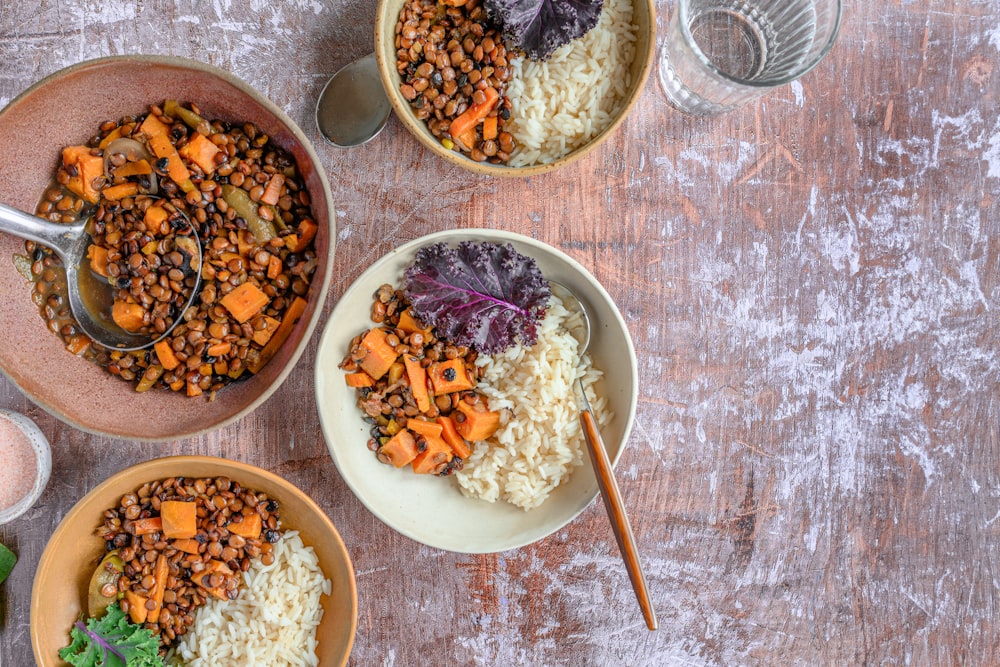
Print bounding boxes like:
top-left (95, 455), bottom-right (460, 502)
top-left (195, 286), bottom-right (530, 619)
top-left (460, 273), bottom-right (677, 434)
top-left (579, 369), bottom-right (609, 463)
top-left (0, 408), bottom-right (52, 525)
top-left (29, 454), bottom-right (358, 666)
top-left (315, 228), bottom-right (639, 552)
top-left (374, 0), bottom-right (658, 177)
top-left (0, 54), bottom-right (337, 442)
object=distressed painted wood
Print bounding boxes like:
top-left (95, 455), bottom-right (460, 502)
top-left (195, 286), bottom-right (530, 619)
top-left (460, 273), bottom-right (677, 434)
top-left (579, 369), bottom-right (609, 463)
top-left (1, 1), bottom-right (999, 665)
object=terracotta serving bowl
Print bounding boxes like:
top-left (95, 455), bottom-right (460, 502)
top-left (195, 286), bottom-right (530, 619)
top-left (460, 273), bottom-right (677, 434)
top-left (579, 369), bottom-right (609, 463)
top-left (0, 55), bottom-right (335, 440)
top-left (314, 229), bottom-right (639, 552)
top-left (374, 0), bottom-right (657, 177)
top-left (31, 456), bottom-right (357, 666)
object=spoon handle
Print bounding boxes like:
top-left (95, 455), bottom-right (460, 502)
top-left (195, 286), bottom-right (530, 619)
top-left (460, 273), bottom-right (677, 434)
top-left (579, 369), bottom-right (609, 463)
top-left (0, 202), bottom-right (86, 261)
top-left (579, 399), bottom-right (657, 631)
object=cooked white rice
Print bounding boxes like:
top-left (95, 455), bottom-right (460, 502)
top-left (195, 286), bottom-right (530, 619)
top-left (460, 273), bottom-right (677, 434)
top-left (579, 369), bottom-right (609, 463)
top-left (169, 531), bottom-right (330, 667)
top-left (505, 0), bottom-right (638, 167)
top-left (455, 295), bottom-right (612, 510)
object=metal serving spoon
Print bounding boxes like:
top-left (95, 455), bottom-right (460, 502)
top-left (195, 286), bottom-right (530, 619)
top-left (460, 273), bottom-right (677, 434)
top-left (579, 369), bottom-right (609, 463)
top-left (550, 281), bottom-right (658, 631)
top-left (315, 53), bottom-right (392, 148)
top-left (0, 202), bottom-right (202, 351)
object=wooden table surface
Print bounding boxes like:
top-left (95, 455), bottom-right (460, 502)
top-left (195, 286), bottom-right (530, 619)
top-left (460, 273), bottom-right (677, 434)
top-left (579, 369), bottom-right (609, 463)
top-left (2, 1), bottom-right (998, 665)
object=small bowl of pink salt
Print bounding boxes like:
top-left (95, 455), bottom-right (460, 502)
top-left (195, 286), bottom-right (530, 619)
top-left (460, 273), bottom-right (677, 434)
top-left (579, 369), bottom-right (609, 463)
top-left (0, 409), bottom-right (51, 525)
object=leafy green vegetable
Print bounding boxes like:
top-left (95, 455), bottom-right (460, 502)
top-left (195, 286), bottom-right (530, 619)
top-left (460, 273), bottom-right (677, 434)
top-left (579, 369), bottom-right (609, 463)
top-left (484, 0), bottom-right (605, 61)
top-left (59, 603), bottom-right (163, 667)
top-left (0, 543), bottom-right (15, 585)
top-left (404, 241), bottom-right (550, 354)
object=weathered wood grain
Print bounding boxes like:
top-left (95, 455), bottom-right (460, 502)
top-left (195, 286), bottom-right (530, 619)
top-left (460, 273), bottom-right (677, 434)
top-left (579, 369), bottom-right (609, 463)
top-left (2, 1), bottom-right (999, 665)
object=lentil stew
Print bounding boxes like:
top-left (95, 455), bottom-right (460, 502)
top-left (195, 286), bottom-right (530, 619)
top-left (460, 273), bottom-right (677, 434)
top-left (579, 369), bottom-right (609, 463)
top-left (25, 100), bottom-right (319, 398)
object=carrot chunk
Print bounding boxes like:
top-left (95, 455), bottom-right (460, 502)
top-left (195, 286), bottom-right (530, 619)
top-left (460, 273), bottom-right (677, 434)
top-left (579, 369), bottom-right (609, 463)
top-left (62, 146), bottom-right (104, 203)
top-left (141, 114), bottom-right (196, 192)
top-left (411, 434), bottom-right (453, 474)
top-left (292, 219), bottom-right (317, 252)
top-left (220, 282), bottom-right (270, 323)
top-left (345, 371), bottom-right (375, 387)
top-left (102, 182), bottom-right (140, 201)
top-left (154, 339), bottom-right (180, 371)
top-left (482, 115), bottom-right (498, 141)
top-left (229, 513), bottom-right (262, 538)
top-left (438, 415), bottom-right (472, 458)
top-left (403, 355), bottom-right (432, 413)
top-left (358, 328), bottom-right (399, 380)
top-left (112, 300), bottom-right (145, 332)
top-left (428, 358), bottom-right (474, 394)
top-left (397, 309), bottom-right (430, 335)
top-left (172, 538), bottom-right (201, 555)
top-left (124, 590), bottom-right (149, 624)
top-left (144, 205), bottom-right (169, 235)
top-left (260, 173), bottom-right (284, 205)
top-left (449, 87), bottom-right (500, 142)
top-left (406, 418), bottom-right (443, 439)
top-left (247, 296), bottom-right (307, 374)
top-left (132, 517), bottom-right (162, 536)
top-left (87, 245), bottom-right (109, 277)
top-left (112, 159), bottom-right (152, 178)
top-left (454, 400), bottom-right (501, 442)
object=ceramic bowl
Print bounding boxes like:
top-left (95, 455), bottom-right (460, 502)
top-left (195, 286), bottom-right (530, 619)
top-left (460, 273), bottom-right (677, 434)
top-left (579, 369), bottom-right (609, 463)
top-left (0, 409), bottom-right (52, 525)
top-left (30, 455), bottom-right (357, 666)
top-left (314, 229), bottom-right (638, 553)
top-left (374, 0), bottom-right (656, 177)
top-left (0, 55), bottom-right (335, 441)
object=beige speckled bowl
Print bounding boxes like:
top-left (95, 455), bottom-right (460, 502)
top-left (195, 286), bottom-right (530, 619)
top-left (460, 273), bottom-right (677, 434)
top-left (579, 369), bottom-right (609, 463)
top-left (30, 456), bottom-right (357, 666)
top-left (375, 0), bottom-right (656, 177)
top-left (0, 56), bottom-right (335, 441)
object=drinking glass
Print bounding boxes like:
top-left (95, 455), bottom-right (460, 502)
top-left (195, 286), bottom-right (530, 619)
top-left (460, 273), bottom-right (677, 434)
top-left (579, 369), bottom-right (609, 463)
top-left (658, 0), bottom-right (843, 115)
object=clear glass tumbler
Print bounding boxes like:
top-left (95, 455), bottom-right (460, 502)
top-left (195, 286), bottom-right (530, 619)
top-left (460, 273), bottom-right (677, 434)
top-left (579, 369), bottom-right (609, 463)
top-left (658, 0), bottom-right (843, 115)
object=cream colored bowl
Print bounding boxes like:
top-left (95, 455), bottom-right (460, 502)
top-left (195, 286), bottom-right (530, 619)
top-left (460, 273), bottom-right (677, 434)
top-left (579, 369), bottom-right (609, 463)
top-left (314, 229), bottom-right (638, 552)
top-left (374, 0), bottom-right (656, 176)
top-left (30, 456), bottom-right (357, 666)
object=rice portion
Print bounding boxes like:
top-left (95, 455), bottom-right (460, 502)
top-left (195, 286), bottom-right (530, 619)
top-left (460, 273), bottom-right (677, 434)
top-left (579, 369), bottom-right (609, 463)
top-left (505, 0), bottom-right (638, 167)
top-left (455, 295), bottom-right (612, 510)
top-left (170, 531), bottom-right (331, 667)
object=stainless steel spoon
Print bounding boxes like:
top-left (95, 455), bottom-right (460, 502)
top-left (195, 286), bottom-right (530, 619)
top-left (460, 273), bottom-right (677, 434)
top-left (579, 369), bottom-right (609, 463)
top-left (315, 53), bottom-right (392, 148)
top-left (550, 281), bottom-right (658, 631)
top-left (0, 202), bottom-right (202, 351)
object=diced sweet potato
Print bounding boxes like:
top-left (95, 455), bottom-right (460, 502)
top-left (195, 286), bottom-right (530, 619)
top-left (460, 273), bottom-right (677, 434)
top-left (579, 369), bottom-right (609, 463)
top-left (260, 173), bottom-right (284, 205)
top-left (358, 328), bottom-right (399, 380)
top-left (62, 145), bottom-right (104, 203)
top-left (406, 418), bottom-right (443, 439)
top-left (141, 114), bottom-right (196, 193)
top-left (160, 500), bottom-right (197, 539)
top-left (220, 282), bottom-right (270, 323)
top-left (147, 554), bottom-right (169, 622)
top-left (438, 415), bottom-right (472, 458)
top-left (132, 516), bottom-right (162, 536)
top-left (144, 205), bottom-right (169, 235)
top-left (397, 309), bottom-right (431, 335)
top-left (267, 253), bottom-right (282, 279)
top-left (178, 132), bottom-right (221, 174)
top-left (251, 316), bottom-right (280, 346)
top-left (455, 400), bottom-right (501, 442)
top-left (428, 358), bottom-right (474, 394)
top-left (102, 182), bottom-right (140, 201)
top-left (345, 372), bottom-right (375, 387)
top-left (190, 559), bottom-right (234, 600)
top-left (411, 434), bottom-right (453, 474)
top-left (403, 355), bottom-right (431, 412)
top-left (292, 219), bottom-right (317, 252)
top-left (380, 429), bottom-right (418, 467)
top-left (113, 159), bottom-right (152, 178)
top-left (112, 299), bottom-right (145, 332)
top-left (229, 512), bottom-right (262, 538)
top-left (247, 296), bottom-right (307, 374)
top-left (87, 245), bottom-right (109, 277)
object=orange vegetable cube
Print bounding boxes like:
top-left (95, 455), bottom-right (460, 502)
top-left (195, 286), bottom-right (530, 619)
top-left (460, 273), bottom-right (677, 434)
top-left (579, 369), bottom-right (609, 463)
top-left (62, 146), bottom-right (104, 203)
top-left (112, 300), bottom-right (145, 332)
top-left (132, 516), bottom-right (162, 535)
top-left (379, 429), bottom-right (419, 467)
top-left (267, 253), bottom-right (282, 279)
top-left (160, 500), bottom-right (197, 539)
top-left (406, 418), bottom-right (443, 439)
top-left (220, 282), bottom-right (270, 323)
top-left (411, 434), bottom-right (453, 474)
top-left (397, 309), bottom-right (430, 335)
top-left (229, 512), bottom-right (262, 538)
top-left (251, 316), bottom-right (280, 346)
top-left (190, 560), bottom-right (234, 601)
top-left (172, 538), bottom-right (202, 555)
top-left (112, 159), bottom-right (152, 178)
top-left (345, 372), bottom-right (375, 388)
top-left (428, 358), bottom-right (474, 394)
top-left (87, 245), bottom-right (109, 277)
top-left (403, 355), bottom-right (432, 412)
top-left (358, 328), bottom-right (399, 380)
top-left (292, 219), bottom-right (317, 252)
top-left (154, 339), bottom-right (180, 371)
top-left (247, 296), bottom-right (308, 374)
top-left (178, 132), bottom-right (221, 174)
top-left (454, 400), bottom-right (501, 442)
top-left (124, 590), bottom-right (149, 624)
top-left (482, 115), bottom-right (498, 141)
top-left (260, 173), bottom-right (284, 205)
top-left (144, 205), bottom-right (169, 235)
top-left (102, 182), bottom-right (140, 201)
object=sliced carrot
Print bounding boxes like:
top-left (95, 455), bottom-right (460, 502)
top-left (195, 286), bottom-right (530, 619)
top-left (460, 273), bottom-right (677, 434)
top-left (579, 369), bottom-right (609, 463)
top-left (98, 126), bottom-right (124, 149)
top-left (292, 219), bottom-right (317, 252)
top-left (102, 182), bottom-right (140, 201)
top-left (438, 415), bottom-right (472, 458)
top-left (112, 159), bottom-right (152, 178)
top-left (379, 429), bottom-right (418, 467)
top-left (260, 173), bottom-right (284, 205)
top-left (449, 87), bottom-right (500, 142)
top-left (406, 418), bottom-right (443, 439)
top-left (206, 341), bottom-right (232, 357)
top-left (178, 132), bottom-right (221, 174)
top-left (172, 538), bottom-right (202, 555)
top-left (87, 245), bottom-right (109, 277)
top-left (247, 296), bottom-right (307, 374)
top-left (219, 282), bottom-right (270, 323)
top-left (229, 513), bottom-right (262, 538)
top-left (345, 371), bottom-right (375, 388)
top-left (403, 355), bottom-right (431, 413)
top-left (124, 590), bottom-right (149, 624)
top-left (132, 516), bottom-right (162, 536)
top-left (147, 553), bottom-right (169, 622)
top-left (112, 300), bottom-right (145, 332)
top-left (482, 115), bottom-right (498, 141)
top-left (267, 253), bottom-right (282, 279)
top-left (154, 339), bottom-right (180, 371)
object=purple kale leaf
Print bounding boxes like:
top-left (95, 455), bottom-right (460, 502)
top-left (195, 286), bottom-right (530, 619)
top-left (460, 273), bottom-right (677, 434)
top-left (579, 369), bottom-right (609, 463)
top-left (484, 0), bottom-right (604, 61)
top-left (404, 241), bottom-right (550, 354)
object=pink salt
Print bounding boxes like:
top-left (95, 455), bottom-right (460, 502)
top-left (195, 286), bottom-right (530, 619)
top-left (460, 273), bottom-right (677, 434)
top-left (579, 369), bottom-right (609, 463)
top-left (0, 417), bottom-right (37, 511)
